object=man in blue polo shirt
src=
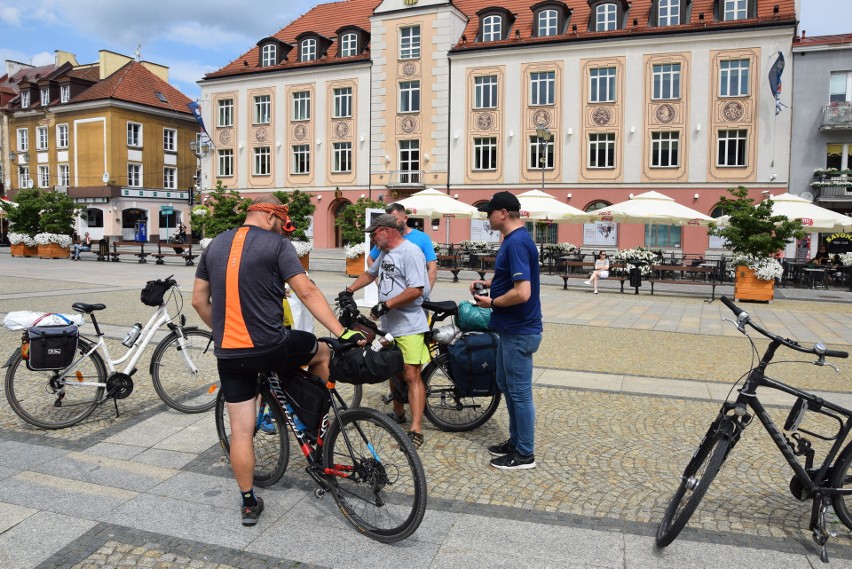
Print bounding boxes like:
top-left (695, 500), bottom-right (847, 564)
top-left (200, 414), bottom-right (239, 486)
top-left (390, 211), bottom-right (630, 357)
top-left (368, 202), bottom-right (437, 292)
top-left (471, 191), bottom-right (542, 470)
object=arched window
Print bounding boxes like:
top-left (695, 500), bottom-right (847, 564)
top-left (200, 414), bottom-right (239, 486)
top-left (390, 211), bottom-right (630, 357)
top-left (482, 15), bottom-right (503, 42)
top-left (538, 9), bottom-right (559, 36)
top-left (261, 44), bottom-right (277, 67)
top-left (595, 3), bottom-right (618, 31)
top-left (301, 38), bottom-right (317, 61)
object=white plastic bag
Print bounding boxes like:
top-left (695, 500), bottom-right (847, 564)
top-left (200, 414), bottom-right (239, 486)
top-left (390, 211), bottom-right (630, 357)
top-left (288, 291), bottom-right (315, 333)
top-left (4, 311), bottom-right (85, 331)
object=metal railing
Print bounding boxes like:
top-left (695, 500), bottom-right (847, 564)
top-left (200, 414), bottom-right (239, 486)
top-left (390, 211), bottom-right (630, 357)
top-left (821, 102), bottom-right (852, 130)
top-left (387, 170), bottom-right (425, 187)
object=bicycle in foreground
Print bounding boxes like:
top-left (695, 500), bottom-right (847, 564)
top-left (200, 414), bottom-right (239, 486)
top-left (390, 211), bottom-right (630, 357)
top-left (656, 296), bottom-right (850, 563)
top-left (214, 334), bottom-right (427, 543)
top-left (4, 276), bottom-right (218, 429)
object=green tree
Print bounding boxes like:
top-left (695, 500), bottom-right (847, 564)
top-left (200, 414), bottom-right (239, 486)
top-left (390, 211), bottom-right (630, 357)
top-left (274, 189), bottom-right (316, 242)
top-left (190, 181), bottom-right (251, 238)
top-left (38, 191), bottom-right (79, 235)
top-left (708, 186), bottom-right (806, 258)
top-left (2, 188), bottom-right (43, 236)
top-left (334, 197), bottom-right (384, 245)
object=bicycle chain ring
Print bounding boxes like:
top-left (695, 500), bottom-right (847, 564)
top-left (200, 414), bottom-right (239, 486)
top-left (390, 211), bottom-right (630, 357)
top-left (106, 373), bottom-right (134, 399)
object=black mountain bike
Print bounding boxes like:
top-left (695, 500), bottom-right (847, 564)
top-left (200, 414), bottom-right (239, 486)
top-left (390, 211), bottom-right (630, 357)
top-left (656, 296), bottom-right (850, 563)
top-left (214, 336), bottom-right (427, 543)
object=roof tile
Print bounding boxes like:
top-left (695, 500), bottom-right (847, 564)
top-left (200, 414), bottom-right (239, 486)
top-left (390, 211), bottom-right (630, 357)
top-left (72, 60), bottom-right (193, 114)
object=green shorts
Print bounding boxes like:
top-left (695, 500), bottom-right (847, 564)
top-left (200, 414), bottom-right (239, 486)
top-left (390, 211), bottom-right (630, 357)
top-left (395, 333), bottom-right (430, 365)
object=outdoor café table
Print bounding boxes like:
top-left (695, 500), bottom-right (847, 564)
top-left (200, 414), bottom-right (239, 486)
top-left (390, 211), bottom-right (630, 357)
top-left (781, 260), bottom-right (805, 288)
top-left (802, 267), bottom-right (828, 289)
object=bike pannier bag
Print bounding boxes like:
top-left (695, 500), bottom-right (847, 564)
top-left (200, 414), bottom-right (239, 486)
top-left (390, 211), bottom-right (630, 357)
top-left (447, 332), bottom-right (499, 396)
top-left (25, 324), bottom-right (79, 371)
top-left (283, 375), bottom-right (332, 433)
top-left (330, 344), bottom-right (404, 385)
top-left (454, 301), bottom-right (491, 332)
top-left (140, 279), bottom-right (170, 307)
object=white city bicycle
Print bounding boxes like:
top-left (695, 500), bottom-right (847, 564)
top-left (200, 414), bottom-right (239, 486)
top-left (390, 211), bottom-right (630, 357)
top-left (4, 276), bottom-right (218, 429)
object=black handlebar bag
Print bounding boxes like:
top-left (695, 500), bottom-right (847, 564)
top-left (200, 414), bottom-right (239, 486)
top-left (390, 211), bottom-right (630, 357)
top-left (25, 324), bottom-right (79, 371)
top-left (330, 344), bottom-right (404, 385)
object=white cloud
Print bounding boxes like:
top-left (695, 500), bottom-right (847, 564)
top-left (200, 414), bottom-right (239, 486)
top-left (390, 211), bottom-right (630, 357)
top-left (0, 4), bottom-right (22, 26)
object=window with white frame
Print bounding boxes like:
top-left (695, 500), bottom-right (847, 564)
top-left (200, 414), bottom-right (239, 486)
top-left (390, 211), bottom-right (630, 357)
top-left (17, 128), bottom-right (28, 151)
top-left (21, 91), bottom-right (30, 108)
top-left (528, 135), bottom-right (554, 169)
top-left (38, 165), bottom-right (49, 187)
top-left (482, 15), bottom-right (502, 42)
top-left (400, 26), bottom-right (421, 59)
top-left (830, 72), bottom-right (852, 103)
top-left (163, 128), bottom-right (176, 152)
top-left (538, 9), bottom-right (559, 36)
top-left (36, 126), bottom-right (48, 150)
top-left (717, 129), bottom-right (747, 166)
top-left (218, 149), bottom-right (234, 177)
top-left (57, 124), bottom-right (69, 148)
top-left (58, 164), bottom-right (70, 186)
top-left (254, 146), bottom-right (272, 175)
top-left (40, 88), bottom-right (49, 106)
top-left (473, 137), bottom-right (498, 170)
top-left (595, 3), bottom-right (618, 31)
top-left (590, 67), bottom-right (616, 103)
top-left (19, 166), bottom-right (30, 188)
top-left (301, 38), bottom-right (317, 61)
top-left (651, 131), bottom-right (680, 167)
top-left (293, 91), bottom-right (311, 121)
top-left (399, 140), bottom-right (420, 183)
top-left (720, 59), bottom-right (750, 97)
top-left (254, 94), bottom-right (271, 124)
top-left (218, 98), bottom-right (234, 127)
top-left (163, 167), bottom-right (177, 189)
top-left (127, 163), bottom-right (142, 187)
top-left (530, 71), bottom-right (555, 105)
top-left (60, 85), bottom-right (70, 103)
top-left (333, 87), bottom-right (352, 118)
top-left (723, 0), bottom-right (747, 21)
top-left (333, 142), bottom-right (352, 173)
top-left (658, 0), bottom-right (680, 25)
top-left (652, 63), bottom-right (681, 99)
top-left (261, 44), bottom-right (277, 67)
top-left (588, 132), bottom-right (616, 168)
top-left (341, 33), bottom-right (358, 57)
top-left (291, 144), bottom-right (310, 174)
top-left (127, 122), bottom-right (142, 147)
top-left (399, 81), bottom-right (420, 113)
top-left (474, 75), bottom-right (498, 109)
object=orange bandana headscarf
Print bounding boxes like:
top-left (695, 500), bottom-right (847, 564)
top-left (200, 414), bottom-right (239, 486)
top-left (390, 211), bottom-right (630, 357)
top-left (248, 203), bottom-right (296, 234)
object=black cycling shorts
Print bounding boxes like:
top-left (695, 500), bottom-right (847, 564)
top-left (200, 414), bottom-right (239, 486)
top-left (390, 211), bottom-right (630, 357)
top-left (216, 330), bottom-right (318, 403)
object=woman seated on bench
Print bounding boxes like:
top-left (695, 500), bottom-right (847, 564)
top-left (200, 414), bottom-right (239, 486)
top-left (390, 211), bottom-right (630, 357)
top-left (584, 250), bottom-right (609, 294)
top-left (71, 232), bottom-right (92, 261)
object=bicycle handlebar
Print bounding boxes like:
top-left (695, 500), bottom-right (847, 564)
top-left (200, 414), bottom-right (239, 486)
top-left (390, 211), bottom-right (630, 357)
top-left (720, 295), bottom-right (848, 360)
top-left (334, 292), bottom-right (392, 339)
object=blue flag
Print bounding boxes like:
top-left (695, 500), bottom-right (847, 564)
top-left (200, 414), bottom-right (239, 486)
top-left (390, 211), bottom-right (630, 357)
top-left (187, 101), bottom-right (213, 144)
top-left (768, 52), bottom-right (787, 115)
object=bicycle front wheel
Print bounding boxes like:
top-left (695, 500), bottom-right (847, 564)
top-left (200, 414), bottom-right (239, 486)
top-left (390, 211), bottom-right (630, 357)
top-left (656, 420), bottom-right (735, 547)
top-left (323, 407), bottom-right (427, 543)
top-left (151, 329), bottom-right (218, 413)
top-left (423, 353), bottom-right (501, 432)
top-left (5, 339), bottom-right (107, 429)
top-left (214, 387), bottom-right (290, 487)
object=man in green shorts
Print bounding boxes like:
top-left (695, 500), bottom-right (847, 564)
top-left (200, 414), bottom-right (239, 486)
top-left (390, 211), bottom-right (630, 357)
top-left (344, 214), bottom-right (430, 448)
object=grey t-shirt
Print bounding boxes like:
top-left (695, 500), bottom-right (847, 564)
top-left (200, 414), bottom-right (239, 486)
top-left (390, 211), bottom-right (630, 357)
top-left (367, 239), bottom-right (429, 336)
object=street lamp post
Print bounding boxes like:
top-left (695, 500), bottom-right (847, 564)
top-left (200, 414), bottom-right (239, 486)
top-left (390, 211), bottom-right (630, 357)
top-left (188, 138), bottom-right (211, 200)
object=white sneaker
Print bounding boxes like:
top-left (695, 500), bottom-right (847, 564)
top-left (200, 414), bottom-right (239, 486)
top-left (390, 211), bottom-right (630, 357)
top-left (594, 290), bottom-right (598, 294)
top-left (583, 280), bottom-right (591, 286)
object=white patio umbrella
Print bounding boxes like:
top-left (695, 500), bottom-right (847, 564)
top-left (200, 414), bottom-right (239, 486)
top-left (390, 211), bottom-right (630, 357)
top-left (763, 192), bottom-right (852, 233)
top-left (516, 189), bottom-right (587, 222)
top-left (396, 188), bottom-right (483, 243)
top-left (592, 190), bottom-right (713, 226)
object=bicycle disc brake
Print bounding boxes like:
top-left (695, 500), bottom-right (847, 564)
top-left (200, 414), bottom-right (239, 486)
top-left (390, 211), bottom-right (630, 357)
top-left (106, 373), bottom-right (134, 399)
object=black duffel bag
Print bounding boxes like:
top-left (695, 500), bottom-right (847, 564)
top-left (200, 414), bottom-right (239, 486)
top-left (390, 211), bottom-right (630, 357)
top-left (448, 332), bottom-right (499, 397)
top-left (25, 324), bottom-right (79, 371)
top-left (330, 344), bottom-right (404, 385)
top-left (282, 375), bottom-right (331, 434)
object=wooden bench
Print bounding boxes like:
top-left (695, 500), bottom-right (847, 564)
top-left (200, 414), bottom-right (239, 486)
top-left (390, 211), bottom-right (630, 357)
top-left (110, 241), bottom-right (149, 263)
top-left (152, 242), bottom-right (198, 266)
top-left (560, 263), bottom-right (634, 291)
top-left (74, 239), bottom-right (110, 261)
top-left (437, 254), bottom-right (462, 282)
top-left (647, 264), bottom-right (721, 302)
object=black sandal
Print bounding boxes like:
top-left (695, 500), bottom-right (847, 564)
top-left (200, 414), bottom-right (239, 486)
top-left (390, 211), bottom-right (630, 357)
top-left (387, 411), bottom-right (407, 424)
top-left (407, 431), bottom-right (424, 449)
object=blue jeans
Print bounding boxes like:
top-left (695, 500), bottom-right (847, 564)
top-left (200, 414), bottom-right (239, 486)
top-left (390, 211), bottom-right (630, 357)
top-left (495, 332), bottom-right (541, 457)
top-left (72, 244), bottom-right (91, 259)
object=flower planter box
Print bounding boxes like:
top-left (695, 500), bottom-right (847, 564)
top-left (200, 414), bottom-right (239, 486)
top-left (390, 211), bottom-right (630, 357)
top-left (734, 265), bottom-right (774, 303)
top-left (11, 244), bottom-right (39, 257)
top-left (299, 253), bottom-right (310, 271)
top-left (346, 253), bottom-right (365, 277)
top-left (38, 243), bottom-right (71, 259)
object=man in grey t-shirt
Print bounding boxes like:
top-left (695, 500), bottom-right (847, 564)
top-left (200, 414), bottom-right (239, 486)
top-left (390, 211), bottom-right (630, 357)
top-left (345, 214), bottom-right (429, 449)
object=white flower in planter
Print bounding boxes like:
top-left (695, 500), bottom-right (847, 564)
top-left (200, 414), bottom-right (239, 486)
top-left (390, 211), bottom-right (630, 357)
top-left (291, 240), bottom-right (312, 257)
top-left (613, 247), bottom-right (661, 277)
top-left (727, 253), bottom-right (783, 282)
top-left (9, 232), bottom-right (36, 246)
top-left (344, 242), bottom-right (366, 259)
top-left (33, 233), bottom-right (72, 248)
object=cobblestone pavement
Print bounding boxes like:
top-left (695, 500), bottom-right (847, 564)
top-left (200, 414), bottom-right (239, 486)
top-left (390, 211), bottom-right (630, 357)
top-left (3, 252), bottom-right (852, 567)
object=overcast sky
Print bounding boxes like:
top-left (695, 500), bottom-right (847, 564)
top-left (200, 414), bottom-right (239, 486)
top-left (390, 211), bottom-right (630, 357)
top-left (0, 0), bottom-right (847, 101)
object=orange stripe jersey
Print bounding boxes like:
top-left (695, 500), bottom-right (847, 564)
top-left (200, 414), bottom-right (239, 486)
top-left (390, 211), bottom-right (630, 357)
top-left (195, 226), bottom-right (306, 358)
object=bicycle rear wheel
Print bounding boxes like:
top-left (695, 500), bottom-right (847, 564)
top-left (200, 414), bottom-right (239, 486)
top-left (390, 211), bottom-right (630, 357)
top-left (656, 420), bottom-right (735, 547)
top-left (829, 443), bottom-right (852, 530)
top-left (422, 353), bottom-right (501, 432)
top-left (151, 329), bottom-right (218, 413)
top-left (333, 382), bottom-right (362, 409)
top-left (5, 339), bottom-right (107, 429)
top-left (323, 407), bottom-right (427, 543)
top-left (214, 387), bottom-right (290, 487)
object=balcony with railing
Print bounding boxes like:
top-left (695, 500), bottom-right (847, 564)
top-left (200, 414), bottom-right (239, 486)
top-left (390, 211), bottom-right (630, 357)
top-left (386, 170), bottom-right (425, 188)
top-left (812, 169), bottom-right (852, 199)
top-left (821, 102), bottom-right (852, 130)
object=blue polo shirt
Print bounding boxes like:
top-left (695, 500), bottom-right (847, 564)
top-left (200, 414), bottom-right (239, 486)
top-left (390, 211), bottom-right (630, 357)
top-left (369, 227), bottom-right (437, 263)
top-left (489, 227), bottom-right (542, 335)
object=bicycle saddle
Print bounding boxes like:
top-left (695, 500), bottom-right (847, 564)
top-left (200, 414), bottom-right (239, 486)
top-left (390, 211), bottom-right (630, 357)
top-left (71, 302), bottom-right (106, 313)
top-left (422, 300), bottom-right (458, 316)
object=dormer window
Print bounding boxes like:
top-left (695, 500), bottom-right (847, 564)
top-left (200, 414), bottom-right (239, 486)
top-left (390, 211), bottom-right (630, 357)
top-left (341, 33), bottom-right (358, 57)
top-left (538, 10), bottom-right (559, 36)
top-left (261, 44), bottom-right (277, 67)
top-left (477, 8), bottom-right (514, 42)
top-left (301, 38), bottom-right (317, 61)
top-left (21, 91), bottom-right (30, 108)
top-left (595, 4), bottom-right (617, 31)
top-left (723, 0), bottom-right (747, 20)
top-left (483, 15), bottom-right (503, 42)
top-left (658, 0), bottom-right (680, 25)
top-left (60, 85), bottom-right (69, 103)
top-left (40, 88), bottom-right (49, 106)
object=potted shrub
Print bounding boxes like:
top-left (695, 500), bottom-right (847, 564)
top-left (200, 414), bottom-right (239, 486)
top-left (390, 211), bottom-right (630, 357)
top-left (344, 242), bottom-right (366, 276)
top-left (275, 189), bottom-right (316, 270)
top-left (35, 232), bottom-right (74, 258)
top-left (335, 197), bottom-right (383, 273)
top-left (8, 232), bottom-right (38, 257)
top-left (190, 182), bottom-right (251, 240)
top-left (2, 188), bottom-right (42, 256)
top-left (36, 190), bottom-right (78, 259)
top-left (708, 186), bottom-right (805, 302)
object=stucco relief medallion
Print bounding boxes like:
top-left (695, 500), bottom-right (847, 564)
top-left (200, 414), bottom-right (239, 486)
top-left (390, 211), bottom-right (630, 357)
top-left (722, 101), bottom-right (745, 122)
top-left (592, 106), bottom-right (613, 126)
top-left (402, 62), bottom-right (417, 77)
top-left (334, 121), bottom-right (350, 138)
top-left (400, 116), bottom-right (417, 134)
top-left (218, 129), bottom-right (232, 145)
top-left (532, 109), bottom-right (551, 128)
top-left (654, 104), bottom-right (676, 124)
top-left (476, 113), bottom-right (494, 131)
top-left (293, 124), bottom-right (308, 140)
top-left (255, 127), bottom-right (268, 143)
